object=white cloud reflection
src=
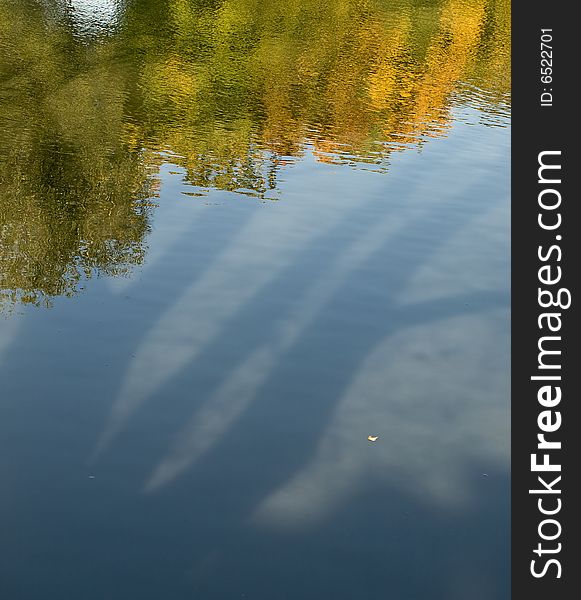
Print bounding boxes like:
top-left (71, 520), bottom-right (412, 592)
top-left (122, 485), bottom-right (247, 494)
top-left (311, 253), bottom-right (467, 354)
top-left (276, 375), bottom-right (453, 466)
top-left (92, 123), bottom-right (509, 527)
top-left (252, 307), bottom-right (509, 528)
top-left (0, 313), bottom-right (21, 367)
top-left (93, 158), bottom-right (410, 459)
top-left (251, 187), bottom-right (509, 526)
top-left (144, 207), bottom-right (411, 491)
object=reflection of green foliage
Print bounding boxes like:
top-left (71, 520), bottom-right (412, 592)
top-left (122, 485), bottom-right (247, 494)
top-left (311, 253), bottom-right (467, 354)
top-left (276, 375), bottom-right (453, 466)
top-left (0, 146), bottom-right (153, 306)
top-left (0, 0), bottom-right (153, 308)
top-left (0, 0), bottom-right (510, 308)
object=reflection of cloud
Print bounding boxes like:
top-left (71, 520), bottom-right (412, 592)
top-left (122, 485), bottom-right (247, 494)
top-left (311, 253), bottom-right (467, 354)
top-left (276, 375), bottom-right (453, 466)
top-left (143, 151), bottom-right (509, 498)
top-left (144, 346), bottom-right (274, 491)
top-left (94, 140), bottom-right (468, 461)
top-left (144, 209), bottom-right (409, 491)
top-left (94, 122), bottom-right (509, 474)
top-left (397, 197), bottom-right (509, 305)
top-left (94, 161), bottom-right (404, 458)
top-left (250, 178), bottom-right (510, 526)
top-left (253, 307), bottom-right (509, 528)
top-left (91, 185), bottom-right (337, 456)
top-left (0, 314), bottom-right (21, 367)
top-left (92, 120), bottom-right (509, 540)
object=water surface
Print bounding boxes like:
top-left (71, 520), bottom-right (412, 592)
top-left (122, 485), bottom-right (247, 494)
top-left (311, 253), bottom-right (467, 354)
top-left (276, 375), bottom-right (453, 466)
top-left (1, 1), bottom-right (510, 598)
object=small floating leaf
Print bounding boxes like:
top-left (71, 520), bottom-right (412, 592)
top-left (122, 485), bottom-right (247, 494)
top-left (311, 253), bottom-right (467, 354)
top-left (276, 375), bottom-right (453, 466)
top-left (367, 435), bottom-right (379, 442)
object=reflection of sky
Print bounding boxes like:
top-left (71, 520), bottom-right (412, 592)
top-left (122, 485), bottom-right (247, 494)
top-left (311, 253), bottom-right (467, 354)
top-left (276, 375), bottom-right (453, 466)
top-left (92, 106), bottom-right (510, 509)
top-left (0, 107), bottom-right (509, 598)
top-left (0, 314), bottom-right (20, 367)
top-left (64, 0), bottom-right (121, 37)
top-left (254, 307), bottom-right (508, 525)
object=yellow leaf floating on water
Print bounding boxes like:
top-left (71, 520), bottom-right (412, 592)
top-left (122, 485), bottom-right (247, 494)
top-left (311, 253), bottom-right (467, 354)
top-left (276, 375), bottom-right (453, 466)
top-left (367, 435), bottom-right (379, 442)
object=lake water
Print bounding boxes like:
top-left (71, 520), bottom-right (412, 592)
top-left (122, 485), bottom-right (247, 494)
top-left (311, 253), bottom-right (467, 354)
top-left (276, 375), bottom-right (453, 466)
top-left (1, 1), bottom-right (510, 598)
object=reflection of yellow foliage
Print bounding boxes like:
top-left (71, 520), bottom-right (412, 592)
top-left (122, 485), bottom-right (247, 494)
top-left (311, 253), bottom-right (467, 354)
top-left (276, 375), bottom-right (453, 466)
top-left (151, 0), bottom-right (509, 177)
top-left (145, 57), bottom-right (201, 107)
top-left (132, 0), bottom-right (510, 181)
top-left (367, 17), bottom-right (412, 111)
top-left (410, 0), bottom-right (486, 128)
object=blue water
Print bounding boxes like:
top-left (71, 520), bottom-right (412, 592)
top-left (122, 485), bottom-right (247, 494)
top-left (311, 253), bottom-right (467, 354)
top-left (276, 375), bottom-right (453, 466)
top-left (1, 108), bottom-right (509, 599)
top-left (0, 0), bottom-right (510, 596)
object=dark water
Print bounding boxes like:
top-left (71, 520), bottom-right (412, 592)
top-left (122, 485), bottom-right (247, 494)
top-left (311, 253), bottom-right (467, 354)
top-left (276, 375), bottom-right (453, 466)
top-left (1, 1), bottom-right (510, 598)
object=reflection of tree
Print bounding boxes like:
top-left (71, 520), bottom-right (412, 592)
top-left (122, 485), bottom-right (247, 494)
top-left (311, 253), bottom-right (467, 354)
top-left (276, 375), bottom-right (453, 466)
top-left (0, 0), bottom-right (154, 308)
top-left (0, 144), bottom-right (153, 306)
top-left (134, 0), bottom-right (510, 168)
top-left (0, 0), bottom-right (510, 307)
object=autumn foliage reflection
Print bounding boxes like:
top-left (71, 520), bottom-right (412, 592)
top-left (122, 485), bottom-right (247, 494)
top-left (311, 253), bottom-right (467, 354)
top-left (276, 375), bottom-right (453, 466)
top-left (0, 0), bottom-right (510, 307)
